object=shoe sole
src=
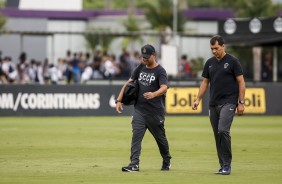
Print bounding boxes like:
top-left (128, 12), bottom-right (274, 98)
top-left (161, 164), bottom-right (171, 171)
top-left (221, 172), bottom-right (231, 175)
top-left (122, 168), bottom-right (139, 172)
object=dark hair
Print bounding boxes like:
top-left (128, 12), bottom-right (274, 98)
top-left (181, 54), bottom-right (187, 60)
top-left (210, 35), bottom-right (225, 46)
top-left (19, 52), bottom-right (26, 62)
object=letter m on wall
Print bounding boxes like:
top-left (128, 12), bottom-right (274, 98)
top-left (0, 93), bottom-right (14, 109)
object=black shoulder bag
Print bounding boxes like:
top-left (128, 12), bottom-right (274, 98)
top-left (121, 64), bottom-right (144, 105)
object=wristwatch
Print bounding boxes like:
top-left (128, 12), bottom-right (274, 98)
top-left (238, 99), bottom-right (245, 104)
top-left (115, 99), bottom-right (121, 104)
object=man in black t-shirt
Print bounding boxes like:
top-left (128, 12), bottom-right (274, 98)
top-left (192, 35), bottom-right (246, 175)
top-left (116, 44), bottom-right (172, 172)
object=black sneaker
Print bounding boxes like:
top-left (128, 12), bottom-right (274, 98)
top-left (215, 168), bottom-right (223, 174)
top-left (161, 160), bottom-right (171, 171)
top-left (121, 165), bottom-right (139, 172)
top-left (222, 165), bottom-right (231, 175)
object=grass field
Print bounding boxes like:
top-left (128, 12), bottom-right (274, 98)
top-left (0, 116), bottom-right (282, 184)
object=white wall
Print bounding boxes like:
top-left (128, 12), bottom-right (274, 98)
top-left (47, 20), bottom-right (87, 63)
top-left (184, 21), bottom-right (218, 35)
top-left (180, 37), bottom-right (212, 62)
top-left (19, 0), bottom-right (82, 11)
top-left (0, 35), bottom-right (21, 62)
top-left (180, 20), bottom-right (217, 61)
top-left (0, 18), bottom-right (48, 62)
top-left (88, 16), bottom-right (127, 32)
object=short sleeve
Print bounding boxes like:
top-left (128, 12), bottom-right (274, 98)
top-left (202, 60), bottom-right (210, 79)
top-left (159, 67), bottom-right (168, 86)
top-left (233, 59), bottom-right (243, 76)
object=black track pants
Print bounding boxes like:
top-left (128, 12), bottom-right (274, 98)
top-left (209, 103), bottom-right (236, 167)
top-left (129, 110), bottom-right (171, 165)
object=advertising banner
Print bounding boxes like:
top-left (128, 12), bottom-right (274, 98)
top-left (166, 87), bottom-right (202, 114)
top-left (0, 85), bottom-right (133, 116)
top-left (244, 88), bottom-right (266, 113)
top-left (0, 84), bottom-right (281, 116)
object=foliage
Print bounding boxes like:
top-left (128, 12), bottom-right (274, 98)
top-left (83, 0), bottom-right (157, 9)
top-left (83, 0), bottom-right (105, 9)
top-left (188, 0), bottom-right (281, 18)
top-left (190, 56), bottom-right (204, 74)
top-left (84, 29), bottom-right (115, 54)
top-left (188, 0), bottom-right (225, 8)
top-left (122, 14), bottom-right (141, 39)
top-left (138, 0), bottom-right (185, 32)
top-left (83, 0), bottom-right (281, 19)
top-left (121, 14), bottom-right (143, 49)
top-left (0, 0), bottom-right (5, 8)
top-left (0, 14), bottom-right (6, 30)
top-left (223, 0), bottom-right (277, 17)
top-left (227, 46), bottom-right (254, 80)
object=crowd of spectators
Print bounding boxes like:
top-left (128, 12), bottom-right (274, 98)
top-left (0, 49), bottom-right (142, 85)
top-left (1, 48), bottom-right (276, 84)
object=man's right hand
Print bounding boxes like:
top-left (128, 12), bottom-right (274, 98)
top-left (192, 99), bottom-right (200, 110)
top-left (116, 102), bottom-right (123, 114)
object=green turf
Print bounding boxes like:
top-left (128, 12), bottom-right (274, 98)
top-left (0, 116), bottom-right (282, 184)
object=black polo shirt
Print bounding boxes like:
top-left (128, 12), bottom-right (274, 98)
top-left (202, 53), bottom-right (243, 106)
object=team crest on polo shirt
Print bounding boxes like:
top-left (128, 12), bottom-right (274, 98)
top-left (224, 63), bottom-right (229, 69)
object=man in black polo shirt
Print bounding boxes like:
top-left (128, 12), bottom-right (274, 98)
top-left (116, 44), bottom-right (172, 172)
top-left (192, 35), bottom-right (246, 175)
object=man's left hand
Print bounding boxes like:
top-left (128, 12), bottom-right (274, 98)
top-left (237, 104), bottom-right (244, 116)
top-left (143, 92), bottom-right (156, 100)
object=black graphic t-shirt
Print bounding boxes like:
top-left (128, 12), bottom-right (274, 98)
top-left (131, 64), bottom-right (168, 116)
top-left (202, 53), bottom-right (243, 106)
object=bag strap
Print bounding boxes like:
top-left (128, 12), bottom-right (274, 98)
top-left (133, 63), bottom-right (144, 80)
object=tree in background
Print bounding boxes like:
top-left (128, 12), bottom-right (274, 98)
top-left (188, 0), bottom-right (282, 18)
top-left (0, 0), bottom-right (6, 29)
top-left (0, 0), bottom-right (5, 8)
top-left (223, 0), bottom-right (280, 17)
top-left (138, 0), bottom-right (186, 45)
top-left (122, 14), bottom-right (143, 54)
top-left (83, 0), bottom-right (157, 9)
top-left (188, 0), bottom-right (225, 8)
top-left (83, 0), bottom-right (105, 9)
top-left (83, 0), bottom-right (282, 18)
top-left (0, 14), bottom-right (6, 31)
top-left (84, 29), bottom-right (114, 54)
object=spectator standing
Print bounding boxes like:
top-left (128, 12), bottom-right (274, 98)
top-left (35, 61), bottom-right (44, 84)
top-left (49, 64), bottom-right (59, 84)
top-left (43, 58), bottom-right (50, 84)
top-left (2, 57), bottom-right (17, 83)
top-left (18, 52), bottom-right (29, 84)
top-left (129, 51), bottom-right (141, 74)
top-left (28, 59), bottom-right (37, 83)
top-left (57, 58), bottom-right (67, 83)
top-left (0, 56), bottom-right (8, 84)
top-left (103, 55), bottom-right (120, 79)
top-left (119, 48), bottom-right (131, 79)
top-left (92, 50), bottom-right (103, 79)
top-left (81, 63), bottom-right (93, 84)
top-left (261, 51), bottom-right (273, 82)
top-left (179, 54), bottom-right (192, 79)
top-left (71, 53), bottom-right (81, 84)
